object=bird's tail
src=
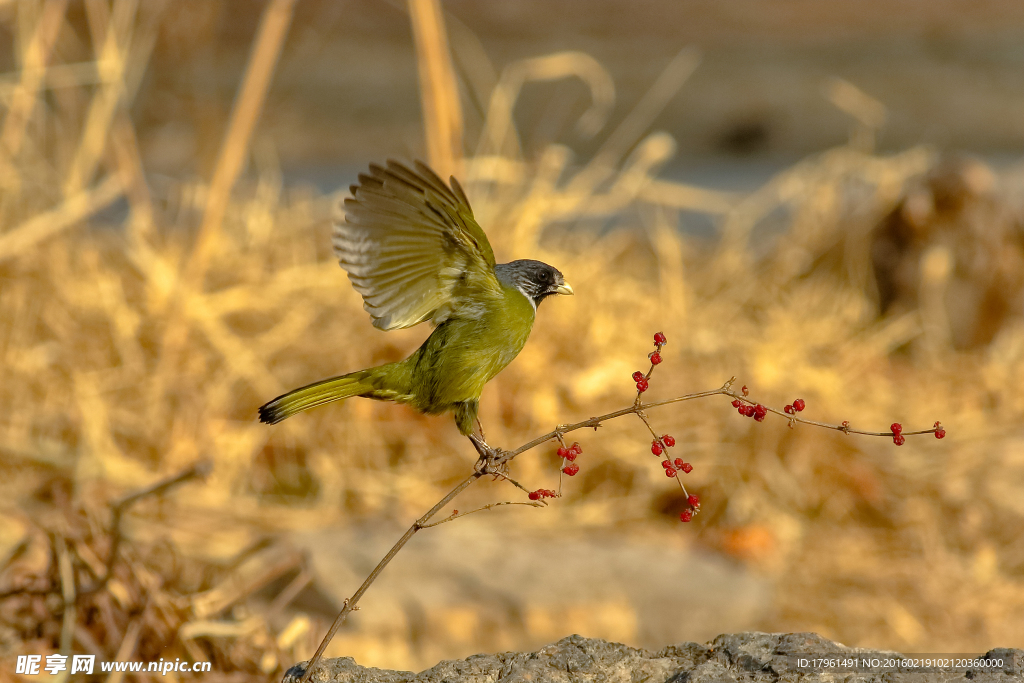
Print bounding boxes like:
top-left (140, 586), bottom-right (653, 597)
top-left (258, 368), bottom-right (390, 424)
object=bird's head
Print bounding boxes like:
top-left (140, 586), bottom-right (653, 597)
top-left (495, 259), bottom-right (573, 308)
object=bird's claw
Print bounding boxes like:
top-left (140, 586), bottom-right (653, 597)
top-left (475, 455), bottom-right (509, 477)
top-left (469, 434), bottom-right (508, 475)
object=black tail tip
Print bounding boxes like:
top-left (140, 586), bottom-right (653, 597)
top-left (258, 402), bottom-right (285, 425)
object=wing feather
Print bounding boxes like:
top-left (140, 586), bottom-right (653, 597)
top-left (333, 160), bottom-right (501, 330)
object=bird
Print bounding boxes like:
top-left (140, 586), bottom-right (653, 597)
top-left (257, 160), bottom-right (572, 452)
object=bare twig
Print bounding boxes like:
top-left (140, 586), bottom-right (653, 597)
top-left (79, 460), bottom-right (211, 595)
top-left (295, 369), bottom-right (944, 683)
top-left (0, 460), bottom-right (210, 602)
top-left (724, 389), bottom-right (942, 437)
top-left (56, 535), bottom-right (76, 656)
top-left (418, 500), bottom-right (546, 529)
top-left (296, 378), bottom-right (734, 683)
top-left (296, 473), bottom-right (479, 683)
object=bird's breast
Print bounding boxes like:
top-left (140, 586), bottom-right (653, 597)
top-left (409, 286), bottom-right (535, 408)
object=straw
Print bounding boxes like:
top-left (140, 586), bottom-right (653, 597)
top-left (408, 0), bottom-right (464, 180)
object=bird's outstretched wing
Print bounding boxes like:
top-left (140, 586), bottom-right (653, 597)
top-left (333, 160), bottom-right (502, 330)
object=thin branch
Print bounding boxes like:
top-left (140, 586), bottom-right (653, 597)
top-left (507, 379), bottom-right (735, 459)
top-left (724, 389), bottom-right (942, 437)
top-left (295, 373), bottom-right (942, 683)
top-left (419, 501), bottom-right (545, 529)
top-left (79, 460), bottom-right (211, 595)
top-left (297, 473), bottom-right (480, 683)
top-left (296, 378), bottom-right (735, 683)
top-left (0, 461), bottom-right (210, 601)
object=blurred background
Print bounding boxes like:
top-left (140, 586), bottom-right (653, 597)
top-left (3, 0), bottom-right (1024, 679)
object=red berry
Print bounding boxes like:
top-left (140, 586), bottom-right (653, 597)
top-left (784, 404), bottom-right (794, 415)
top-left (557, 447), bottom-right (568, 458)
top-left (680, 462), bottom-right (693, 473)
top-left (651, 443), bottom-right (663, 456)
top-left (731, 399), bottom-right (742, 408)
top-left (563, 450), bottom-right (578, 462)
top-left (665, 467), bottom-right (677, 477)
top-left (650, 352), bottom-right (662, 365)
top-left (529, 491), bottom-right (541, 501)
top-left (687, 494), bottom-right (700, 507)
top-left (753, 404), bottom-right (767, 419)
top-left (663, 435), bottom-right (676, 447)
top-left (673, 458), bottom-right (684, 468)
top-left (935, 429), bottom-right (946, 439)
top-left (742, 405), bottom-right (756, 418)
top-left (654, 332), bottom-right (667, 345)
top-left (545, 489), bottom-right (557, 498)
top-left (890, 423), bottom-right (902, 435)
top-left (661, 460), bottom-right (672, 469)
top-left (841, 420), bottom-right (850, 429)
top-left (636, 379), bottom-right (649, 392)
top-left (570, 442), bottom-right (582, 454)
top-left (893, 434), bottom-right (905, 446)
top-left (562, 463), bottom-right (580, 476)
top-left (632, 371), bottom-right (645, 382)
top-left (793, 398), bottom-right (805, 412)
top-left (680, 509), bottom-right (693, 522)
top-left (754, 413), bottom-right (766, 422)
top-left (741, 385), bottom-right (749, 396)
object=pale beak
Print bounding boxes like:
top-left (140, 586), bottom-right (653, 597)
top-left (555, 282), bottom-right (574, 296)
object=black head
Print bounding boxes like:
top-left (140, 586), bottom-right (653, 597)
top-left (494, 259), bottom-right (573, 308)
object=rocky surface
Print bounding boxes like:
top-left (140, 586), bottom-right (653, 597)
top-left (284, 632), bottom-right (1023, 683)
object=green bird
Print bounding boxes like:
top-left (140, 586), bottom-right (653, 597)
top-left (258, 160), bottom-right (573, 450)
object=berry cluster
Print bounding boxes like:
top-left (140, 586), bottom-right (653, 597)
top-left (733, 400), bottom-right (769, 422)
top-left (653, 435), bottom-right (692, 480)
top-left (659, 453), bottom-right (693, 476)
top-left (679, 494), bottom-right (700, 522)
top-left (558, 441), bottom-right (583, 476)
top-left (890, 422), bottom-right (905, 446)
top-left (630, 334), bottom-right (701, 522)
top-left (890, 421), bottom-right (946, 444)
top-left (633, 332), bottom-right (667, 393)
top-left (783, 398), bottom-right (806, 414)
top-left (651, 438), bottom-right (692, 475)
top-left (527, 442), bottom-right (584, 501)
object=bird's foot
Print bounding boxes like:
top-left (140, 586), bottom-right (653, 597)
top-left (469, 434), bottom-right (508, 476)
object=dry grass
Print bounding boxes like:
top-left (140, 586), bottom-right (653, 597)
top-left (2, 2), bottom-right (1024, 680)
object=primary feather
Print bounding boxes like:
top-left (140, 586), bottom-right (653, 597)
top-left (333, 160), bottom-right (501, 330)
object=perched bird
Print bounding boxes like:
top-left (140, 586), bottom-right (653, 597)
top-left (258, 160), bottom-right (572, 449)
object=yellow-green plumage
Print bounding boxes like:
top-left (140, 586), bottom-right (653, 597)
top-left (258, 160), bottom-right (571, 437)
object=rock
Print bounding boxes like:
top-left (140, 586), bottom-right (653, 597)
top-left (283, 633), bottom-right (1022, 683)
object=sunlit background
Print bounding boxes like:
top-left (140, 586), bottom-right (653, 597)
top-left (2, 0), bottom-right (1024, 679)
